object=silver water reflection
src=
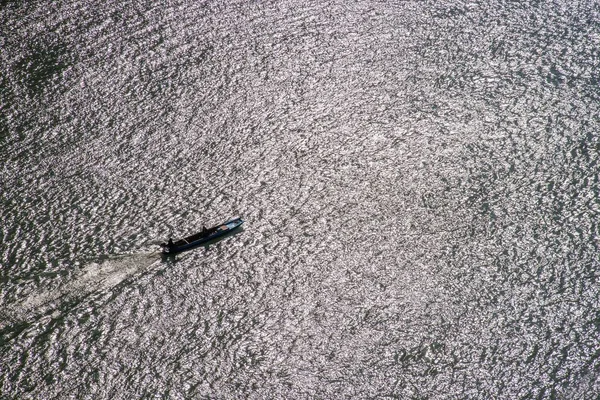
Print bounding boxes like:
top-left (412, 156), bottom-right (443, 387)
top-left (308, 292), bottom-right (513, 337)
top-left (1, 0), bottom-right (599, 398)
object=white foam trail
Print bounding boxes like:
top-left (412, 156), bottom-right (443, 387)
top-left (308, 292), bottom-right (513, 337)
top-left (3, 252), bottom-right (161, 326)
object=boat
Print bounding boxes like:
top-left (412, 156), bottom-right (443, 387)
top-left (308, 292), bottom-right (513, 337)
top-left (160, 217), bottom-right (244, 254)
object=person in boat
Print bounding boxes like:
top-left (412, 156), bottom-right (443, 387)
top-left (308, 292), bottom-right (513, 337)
top-left (202, 226), bottom-right (208, 235)
top-left (168, 237), bottom-right (174, 249)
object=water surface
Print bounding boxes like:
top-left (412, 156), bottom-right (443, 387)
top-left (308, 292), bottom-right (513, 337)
top-left (1, 0), bottom-right (599, 398)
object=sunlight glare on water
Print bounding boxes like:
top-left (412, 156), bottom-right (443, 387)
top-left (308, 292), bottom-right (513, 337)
top-left (1, 0), bottom-right (600, 398)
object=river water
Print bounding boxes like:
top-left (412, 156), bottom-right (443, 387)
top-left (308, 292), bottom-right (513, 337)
top-left (1, 0), bottom-right (599, 398)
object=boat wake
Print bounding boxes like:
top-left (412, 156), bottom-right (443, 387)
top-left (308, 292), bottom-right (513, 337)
top-left (1, 252), bottom-right (161, 331)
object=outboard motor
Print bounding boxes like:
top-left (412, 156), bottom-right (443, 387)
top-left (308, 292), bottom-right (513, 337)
top-left (161, 238), bottom-right (174, 254)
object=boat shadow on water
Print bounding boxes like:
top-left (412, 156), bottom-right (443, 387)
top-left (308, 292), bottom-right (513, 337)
top-left (160, 226), bottom-right (244, 261)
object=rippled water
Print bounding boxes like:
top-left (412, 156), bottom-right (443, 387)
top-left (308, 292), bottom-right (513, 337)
top-left (2, 0), bottom-right (600, 398)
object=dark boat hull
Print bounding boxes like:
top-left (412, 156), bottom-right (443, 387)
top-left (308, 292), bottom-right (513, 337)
top-left (161, 218), bottom-right (244, 254)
